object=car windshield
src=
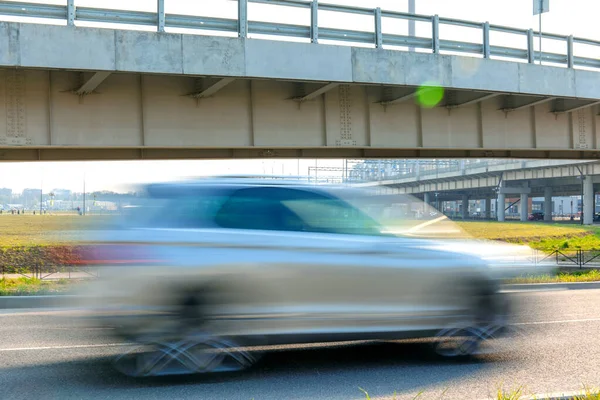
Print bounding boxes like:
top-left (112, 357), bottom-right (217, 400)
top-left (333, 187), bottom-right (471, 239)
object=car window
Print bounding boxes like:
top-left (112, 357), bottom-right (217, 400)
top-left (214, 187), bottom-right (304, 231)
top-left (118, 193), bottom-right (228, 229)
top-left (214, 186), bottom-right (384, 236)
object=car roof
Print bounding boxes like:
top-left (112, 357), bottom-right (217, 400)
top-left (141, 176), bottom-right (355, 198)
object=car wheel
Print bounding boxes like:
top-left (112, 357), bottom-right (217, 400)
top-left (112, 290), bottom-right (260, 377)
top-left (433, 291), bottom-right (509, 359)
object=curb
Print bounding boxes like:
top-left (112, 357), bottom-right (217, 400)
top-left (0, 295), bottom-right (82, 309)
top-left (502, 281), bottom-right (600, 291)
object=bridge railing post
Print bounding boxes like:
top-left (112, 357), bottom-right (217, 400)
top-left (67, 0), bottom-right (75, 26)
top-left (567, 35), bottom-right (574, 68)
top-left (374, 7), bottom-right (382, 49)
top-left (527, 29), bottom-right (535, 64)
top-left (482, 21), bottom-right (490, 59)
top-left (157, 0), bottom-right (165, 33)
top-left (432, 15), bottom-right (440, 54)
top-left (238, 0), bottom-right (248, 38)
top-left (310, 0), bottom-right (318, 44)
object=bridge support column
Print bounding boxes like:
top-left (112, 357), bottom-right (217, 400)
top-left (497, 193), bottom-right (505, 222)
top-left (520, 193), bottom-right (528, 222)
top-left (462, 195), bottom-right (469, 220)
top-left (544, 187), bottom-right (553, 222)
top-left (583, 177), bottom-right (594, 225)
top-left (423, 192), bottom-right (430, 206)
top-left (423, 193), bottom-right (430, 219)
top-left (485, 198), bottom-right (491, 219)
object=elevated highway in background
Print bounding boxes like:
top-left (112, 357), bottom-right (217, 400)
top-left (357, 159), bottom-right (600, 224)
top-left (1, 0), bottom-right (600, 161)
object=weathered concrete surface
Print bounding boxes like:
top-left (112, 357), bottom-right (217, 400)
top-left (1, 22), bottom-right (599, 100)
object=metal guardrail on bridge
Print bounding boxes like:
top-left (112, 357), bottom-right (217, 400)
top-left (0, 0), bottom-right (599, 70)
top-left (344, 159), bottom-right (594, 184)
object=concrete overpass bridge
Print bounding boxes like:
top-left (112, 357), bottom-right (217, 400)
top-left (0, 0), bottom-right (600, 161)
top-left (356, 159), bottom-right (600, 224)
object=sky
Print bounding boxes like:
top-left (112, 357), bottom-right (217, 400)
top-left (0, 0), bottom-right (599, 193)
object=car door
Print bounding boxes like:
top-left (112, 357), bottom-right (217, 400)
top-left (211, 186), bottom-right (446, 335)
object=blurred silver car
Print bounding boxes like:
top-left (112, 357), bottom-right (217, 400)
top-left (71, 176), bottom-right (526, 377)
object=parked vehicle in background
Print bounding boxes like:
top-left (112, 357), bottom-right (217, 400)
top-left (68, 176), bottom-right (542, 378)
top-left (528, 212), bottom-right (544, 221)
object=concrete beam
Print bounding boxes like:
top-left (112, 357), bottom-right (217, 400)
top-left (552, 100), bottom-right (600, 114)
top-left (74, 71), bottom-right (111, 95)
top-left (380, 90), bottom-right (417, 106)
top-left (446, 93), bottom-right (500, 109)
top-left (294, 83), bottom-right (339, 102)
top-left (188, 78), bottom-right (235, 99)
top-left (1, 22), bottom-right (599, 100)
top-left (498, 187), bottom-right (532, 195)
top-left (501, 96), bottom-right (555, 112)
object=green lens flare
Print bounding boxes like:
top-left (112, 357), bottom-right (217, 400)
top-left (416, 83), bottom-right (444, 108)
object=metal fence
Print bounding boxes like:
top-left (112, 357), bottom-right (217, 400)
top-left (533, 249), bottom-right (600, 269)
top-left (1, 265), bottom-right (100, 280)
top-left (3, 248), bottom-right (600, 280)
top-left (0, 0), bottom-right (599, 70)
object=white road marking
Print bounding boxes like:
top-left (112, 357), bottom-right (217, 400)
top-left (0, 343), bottom-right (130, 352)
top-left (513, 317), bottom-right (600, 326)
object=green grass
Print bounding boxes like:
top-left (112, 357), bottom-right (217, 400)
top-left (454, 221), bottom-right (600, 253)
top-left (508, 269), bottom-right (600, 284)
top-left (0, 214), bottom-right (104, 248)
top-left (359, 385), bottom-right (600, 399)
top-left (0, 277), bottom-right (80, 296)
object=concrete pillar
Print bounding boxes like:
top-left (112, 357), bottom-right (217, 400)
top-left (544, 187), bottom-right (552, 222)
top-left (462, 195), bottom-right (469, 219)
top-left (498, 193), bottom-right (505, 222)
top-left (423, 192), bottom-right (431, 206)
top-left (520, 193), bottom-right (528, 222)
top-left (583, 177), bottom-right (594, 225)
top-left (485, 198), bottom-right (491, 219)
top-left (423, 193), bottom-right (430, 219)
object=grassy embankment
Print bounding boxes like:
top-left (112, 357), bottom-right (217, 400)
top-left (0, 214), bottom-right (103, 295)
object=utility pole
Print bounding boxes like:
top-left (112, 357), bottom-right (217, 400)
top-left (39, 180), bottom-right (43, 215)
top-left (82, 172), bottom-right (86, 216)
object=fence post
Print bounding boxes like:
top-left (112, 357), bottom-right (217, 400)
top-left (567, 35), bottom-right (574, 68)
top-left (310, 0), bottom-right (318, 44)
top-left (67, 0), bottom-right (75, 26)
top-left (157, 0), bottom-right (165, 33)
top-left (432, 15), bottom-right (440, 54)
top-left (482, 21), bottom-right (490, 59)
top-left (374, 7), bottom-right (383, 48)
top-left (527, 29), bottom-right (535, 64)
top-left (238, 0), bottom-right (248, 39)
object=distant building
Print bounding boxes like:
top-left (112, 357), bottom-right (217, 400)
top-left (52, 189), bottom-right (72, 200)
top-left (21, 189), bottom-right (42, 209)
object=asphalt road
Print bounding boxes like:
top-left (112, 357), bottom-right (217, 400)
top-left (1, 289), bottom-right (600, 400)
